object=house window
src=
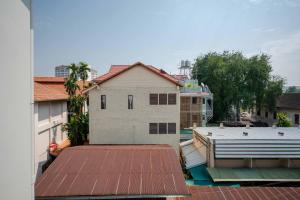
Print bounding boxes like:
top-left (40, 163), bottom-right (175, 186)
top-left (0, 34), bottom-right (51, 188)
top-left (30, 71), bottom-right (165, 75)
top-left (159, 94), bottom-right (167, 105)
top-left (265, 111), bottom-right (268, 118)
top-left (101, 95), bottom-right (106, 109)
top-left (295, 114), bottom-right (299, 125)
top-left (202, 98), bottom-right (205, 104)
top-left (168, 123), bottom-right (176, 134)
top-left (168, 93), bottom-right (176, 105)
top-left (192, 97), bottom-right (197, 104)
top-left (149, 123), bottom-right (158, 134)
top-left (150, 94), bottom-right (158, 105)
top-left (159, 123), bottom-right (167, 134)
top-left (128, 95), bottom-right (133, 109)
top-left (257, 110), bottom-right (261, 116)
top-left (273, 112), bottom-right (277, 120)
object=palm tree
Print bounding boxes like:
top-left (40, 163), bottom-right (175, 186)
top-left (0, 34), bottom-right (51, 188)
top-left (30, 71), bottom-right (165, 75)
top-left (64, 77), bottom-right (79, 96)
top-left (67, 63), bottom-right (79, 80)
top-left (78, 62), bottom-right (90, 90)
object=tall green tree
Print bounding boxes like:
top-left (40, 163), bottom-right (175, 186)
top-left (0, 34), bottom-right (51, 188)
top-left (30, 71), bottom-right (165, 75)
top-left (62, 62), bottom-right (89, 146)
top-left (192, 51), bottom-right (284, 122)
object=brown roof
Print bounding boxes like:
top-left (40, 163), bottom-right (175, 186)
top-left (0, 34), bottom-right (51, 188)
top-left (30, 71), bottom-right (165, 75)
top-left (176, 186), bottom-right (300, 200)
top-left (277, 93), bottom-right (300, 110)
top-left (34, 77), bottom-right (68, 102)
top-left (93, 62), bottom-right (182, 86)
top-left (34, 77), bottom-right (89, 102)
top-left (35, 145), bottom-right (190, 199)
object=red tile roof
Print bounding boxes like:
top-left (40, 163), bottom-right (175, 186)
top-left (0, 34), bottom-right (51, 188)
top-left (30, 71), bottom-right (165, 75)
top-left (176, 186), bottom-right (300, 200)
top-left (34, 77), bottom-right (89, 102)
top-left (93, 62), bottom-right (182, 86)
top-left (35, 145), bottom-right (190, 199)
top-left (34, 77), bottom-right (68, 102)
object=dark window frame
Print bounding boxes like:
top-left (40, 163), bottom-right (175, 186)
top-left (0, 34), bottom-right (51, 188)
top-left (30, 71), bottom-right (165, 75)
top-left (149, 123), bottom-right (158, 134)
top-left (168, 93), bottom-right (176, 105)
top-left (150, 93), bottom-right (158, 105)
top-left (128, 95), bottom-right (133, 109)
top-left (159, 93), bottom-right (167, 105)
top-left (159, 123), bottom-right (167, 134)
top-left (168, 123), bottom-right (176, 134)
top-left (101, 95), bottom-right (106, 109)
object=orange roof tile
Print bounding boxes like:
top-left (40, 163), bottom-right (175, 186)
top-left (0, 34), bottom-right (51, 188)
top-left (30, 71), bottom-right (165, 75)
top-left (93, 62), bottom-right (182, 86)
top-left (34, 77), bottom-right (89, 102)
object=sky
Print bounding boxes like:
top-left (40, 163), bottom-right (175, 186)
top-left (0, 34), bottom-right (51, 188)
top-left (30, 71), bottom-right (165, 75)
top-left (33, 0), bottom-right (300, 85)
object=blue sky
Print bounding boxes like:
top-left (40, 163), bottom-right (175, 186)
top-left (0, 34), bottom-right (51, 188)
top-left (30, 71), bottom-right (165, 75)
top-left (33, 0), bottom-right (300, 85)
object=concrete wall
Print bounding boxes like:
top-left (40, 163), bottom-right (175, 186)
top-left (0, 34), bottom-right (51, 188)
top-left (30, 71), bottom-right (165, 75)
top-left (0, 0), bottom-right (33, 199)
top-left (34, 101), bottom-right (67, 177)
top-left (89, 65), bottom-right (180, 152)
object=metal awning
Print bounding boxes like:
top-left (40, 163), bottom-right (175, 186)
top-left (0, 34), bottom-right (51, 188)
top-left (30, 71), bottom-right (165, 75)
top-left (207, 167), bottom-right (300, 182)
top-left (180, 139), bottom-right (206, 169)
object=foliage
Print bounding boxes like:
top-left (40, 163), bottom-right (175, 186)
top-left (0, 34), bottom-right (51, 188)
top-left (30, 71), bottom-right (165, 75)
top-left (286, 86), bottom-right (300, 93)
top-left (62, 62), bottom-right (90, 146)
top-left (192, 51), bottom-right (284, 121)
top-left (276, 112), bottom-right (292, 127)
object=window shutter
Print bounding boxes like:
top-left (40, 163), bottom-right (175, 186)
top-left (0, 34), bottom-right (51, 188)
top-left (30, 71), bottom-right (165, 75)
top-left (128, 95), bottom-right (133, 109)
top-left (159, 94), bottom-right (167, 105)
top-left (168, 93), bottom-right (176, 105)
top-left (149, 123), bottom-right (158, 134)
top-left (168, 123), bottom-right (176, 134)
top-left (150, 94), bottom-right (158, 105)
top-left (159, 123), bottom-right (167, 134)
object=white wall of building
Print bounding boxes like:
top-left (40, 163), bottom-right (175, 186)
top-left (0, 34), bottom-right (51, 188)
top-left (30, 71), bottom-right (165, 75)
top-left (34, 101), bottom-right (68, 177)
top-left (89, 65), bottom-right (180, 153)
top-left (0, 0), bottom-right (33, 199)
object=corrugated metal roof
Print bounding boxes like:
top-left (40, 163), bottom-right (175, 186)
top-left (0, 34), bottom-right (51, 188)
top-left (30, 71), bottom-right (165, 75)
top-left (194, 127), bottom-right (300, 140)
top-left (35, 145), bottom-right (190, 199)
top-left (175, 186), bottom-right (300, 200)
top-left (180, 140), bottom-right (206, 169)
top-left (207, 168), bottom-right (300, 182)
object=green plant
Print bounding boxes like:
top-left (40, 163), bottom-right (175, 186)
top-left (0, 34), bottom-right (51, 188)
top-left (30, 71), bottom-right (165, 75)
top-left (62, 62), bottom-right (90, 146)
top-left (276, 112), bottom-right (292, 127)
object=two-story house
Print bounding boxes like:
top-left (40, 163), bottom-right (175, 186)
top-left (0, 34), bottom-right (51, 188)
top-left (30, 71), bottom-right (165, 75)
top-left (85, 62), bottom-right (182, 152)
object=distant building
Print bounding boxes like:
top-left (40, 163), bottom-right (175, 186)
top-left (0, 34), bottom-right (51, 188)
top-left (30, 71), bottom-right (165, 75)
top-left (84, 62), bottom-right (182, 153)
top-left (255, 93), bottom-right (300, 126)
top-left (55, 65), bottom-right (98, 81)
top-left (181, 127), bottom-right (300, 185)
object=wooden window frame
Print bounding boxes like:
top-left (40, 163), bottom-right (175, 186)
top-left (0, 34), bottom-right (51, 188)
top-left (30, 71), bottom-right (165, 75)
top-left (192, 97), bottom-right (197, 104)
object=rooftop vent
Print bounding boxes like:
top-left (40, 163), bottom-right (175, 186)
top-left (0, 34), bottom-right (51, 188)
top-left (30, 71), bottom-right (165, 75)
top-left (278, 132), bottom-right (284, 136)
top-left (243, 132), bottom-right (248, 136)
top-left (207, 132), bottom-right (212, 136)
top-left (246, 124), bottom-right (250, 129)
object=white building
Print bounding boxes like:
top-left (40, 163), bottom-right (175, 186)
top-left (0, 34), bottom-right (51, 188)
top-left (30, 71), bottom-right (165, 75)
top-left (0, 0), bottom-right (33, 199)
top-left (33, 77), bottom-right (68, 177)
top-left (84, 62), bottom-right (182, 153)
top-left (55, 65), bottom-right (98, 81)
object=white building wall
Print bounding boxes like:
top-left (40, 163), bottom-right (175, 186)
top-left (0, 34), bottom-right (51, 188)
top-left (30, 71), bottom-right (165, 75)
top-left (34, 101), bottom-right (68, 177)
top-left (0, 0), bottom-right (33, 199)
top-left (89, 65), bottom-right (180, 153)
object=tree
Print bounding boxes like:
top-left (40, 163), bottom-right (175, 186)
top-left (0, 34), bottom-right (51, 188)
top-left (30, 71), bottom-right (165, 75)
top-left (276, 113), bottom-right (292, 127)
top-left (62, 62), bottom-right (89, 146)
top-left (192, 51), bottom-right (284, 122)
